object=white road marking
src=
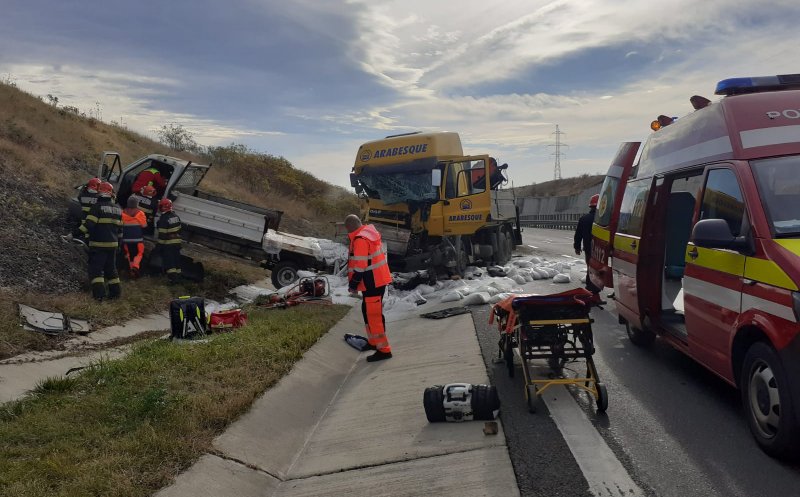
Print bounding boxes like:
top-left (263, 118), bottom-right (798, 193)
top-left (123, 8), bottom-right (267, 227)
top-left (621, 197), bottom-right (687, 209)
top-left (542, 385), bottom-right (644, 497)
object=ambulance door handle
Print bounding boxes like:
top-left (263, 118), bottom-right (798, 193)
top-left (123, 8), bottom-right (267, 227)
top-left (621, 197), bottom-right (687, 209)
top-left (688, 247), bottom-right (699, 260)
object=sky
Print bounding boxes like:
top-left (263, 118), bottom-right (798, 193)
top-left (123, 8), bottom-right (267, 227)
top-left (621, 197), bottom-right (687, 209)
top-left (1, 0), bottom-right (799, 188)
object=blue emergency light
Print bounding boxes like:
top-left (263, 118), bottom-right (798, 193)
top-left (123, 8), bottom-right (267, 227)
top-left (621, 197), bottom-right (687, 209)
top-left (715, 74), bottom-right (800, 96)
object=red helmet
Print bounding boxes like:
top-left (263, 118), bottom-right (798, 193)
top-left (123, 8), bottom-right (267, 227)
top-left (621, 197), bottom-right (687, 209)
top-left (158, 198), bottom-right (173, 213)
top-left (589, 194), bottom-right (599, 208)
top-left (87, 177), bottom-right (101, 193)
top-left (97, 181), bottom-right (114, 198)
top-left (140, 185), bottom-right (157, 198)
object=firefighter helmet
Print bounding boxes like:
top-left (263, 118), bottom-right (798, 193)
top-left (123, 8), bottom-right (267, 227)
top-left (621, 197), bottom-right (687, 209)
top-left (589, 194), bottom-right (599, 208)
top-left (87, 177), bottom-right (101, 193)
top-left (97, 181), bottom-right (114, 198)
top-left (140, 185), bottom-right (157, 198)
top-left (158, 198), bottom-right (173, 213)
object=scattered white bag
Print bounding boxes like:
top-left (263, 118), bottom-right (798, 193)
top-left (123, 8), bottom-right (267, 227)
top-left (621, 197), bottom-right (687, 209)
top-left (530, 257), bottom-right (542, 264)
top-left (463, 292), bottom-right (491, 305)
top-left (513, 260), bottom-right (533, 268)
top-left (553, 273), bottom-right (571, 284)
top-left (416, 284), bottom-right (435, 295)
top-left (512, 274), bottom-right (526, 285)
top-left (440, 290), bottom-right (464, 303)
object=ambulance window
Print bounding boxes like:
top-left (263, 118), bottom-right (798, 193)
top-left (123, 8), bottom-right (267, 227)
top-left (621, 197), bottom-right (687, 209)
top-left (617, 180), bottom-right (650, 237)
top-left (594, 176), bottom-right (618, 227)
top-left (700, 169), bottom-right (745, 237)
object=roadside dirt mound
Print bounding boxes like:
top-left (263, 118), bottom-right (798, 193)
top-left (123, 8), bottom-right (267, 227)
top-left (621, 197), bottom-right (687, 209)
top-left (0, 159), bottom-right (85, 293)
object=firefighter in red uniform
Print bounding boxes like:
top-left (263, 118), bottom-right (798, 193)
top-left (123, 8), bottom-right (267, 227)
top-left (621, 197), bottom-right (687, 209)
top-left (346, 214), bottom-right (393, 362)
top-left (80, 181), bottom-right (123, 301)
top-left (157, 198), bottom-right (182, 283)
top-left (121, 196), bottom-right (147, 278)
top-left (132, 165), bottom-right (167, 196)
top-left (574, 194), bottom-right (603, 304)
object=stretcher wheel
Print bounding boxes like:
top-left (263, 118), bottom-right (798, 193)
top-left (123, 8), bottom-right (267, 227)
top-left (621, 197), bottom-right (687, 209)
top-left (526, 385), bottom-right (538, 413)
top-left (595, 383), bottom-right (608, 413)
top-left (504, 335), bottom-right (515, 378)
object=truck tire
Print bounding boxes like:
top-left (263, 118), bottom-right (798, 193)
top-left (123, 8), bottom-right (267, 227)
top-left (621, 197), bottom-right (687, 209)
top-left (498, 229), bottom-right (512, 264)
top-left (270, 261), bottom-right (300, 289)
top-left (454, 236), bottom-right (467, 277)
top-left (471, 384), bottom-right (500, 420)
top-left (741, 341), bottom-right (800, 460)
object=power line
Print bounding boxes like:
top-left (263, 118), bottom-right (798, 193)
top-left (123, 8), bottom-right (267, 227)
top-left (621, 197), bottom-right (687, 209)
top-left (548, 124), bottom-right (568, 180)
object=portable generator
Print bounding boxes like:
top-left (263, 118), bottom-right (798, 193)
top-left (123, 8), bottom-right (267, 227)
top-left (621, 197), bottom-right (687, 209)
top-left (423, 383), bottom-right (500, 422)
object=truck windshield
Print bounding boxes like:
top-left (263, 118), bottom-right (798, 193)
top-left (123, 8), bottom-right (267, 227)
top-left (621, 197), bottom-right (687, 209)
top-left (358, 171), bottom-right (438, 205)
top-left (752, 155), bottom-right (800, 237)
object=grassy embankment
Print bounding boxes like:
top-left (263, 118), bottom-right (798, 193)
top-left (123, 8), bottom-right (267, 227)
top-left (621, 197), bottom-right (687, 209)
top-left (0, 80), bottom-right (358, 358)
top-left (0, 304), bottom-right (350, 497)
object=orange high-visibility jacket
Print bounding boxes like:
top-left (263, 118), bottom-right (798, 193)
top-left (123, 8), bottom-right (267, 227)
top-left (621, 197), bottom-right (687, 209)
top-left (121, 209), bottom-right (147, 243)
top-left (348, 224), bottom-right (391, 292)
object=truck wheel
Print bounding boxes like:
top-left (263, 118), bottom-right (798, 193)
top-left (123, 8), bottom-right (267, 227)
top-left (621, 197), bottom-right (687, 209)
top-left (741, 342), bottom-right (800, 459)
top-left (626, 323), bottom-right (656, 347)
top-left (454, 236), bottom-right (468, 277)
top-left (499, 229), bottom-right (512, 264)
top-left (270, 261), bottom-right (300, 289)
top-left (423, 386), bottom-right (446, 422)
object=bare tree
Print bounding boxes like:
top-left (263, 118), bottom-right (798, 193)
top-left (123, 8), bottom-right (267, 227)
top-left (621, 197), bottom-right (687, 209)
top-left (157, 123), bottom-right (197, 151)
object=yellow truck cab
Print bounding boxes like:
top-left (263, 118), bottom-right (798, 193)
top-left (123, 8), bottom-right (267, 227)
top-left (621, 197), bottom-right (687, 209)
top-left (350, 131), bottom-right (521, 276)
top-left (589, 74), bottom-right (800, 458)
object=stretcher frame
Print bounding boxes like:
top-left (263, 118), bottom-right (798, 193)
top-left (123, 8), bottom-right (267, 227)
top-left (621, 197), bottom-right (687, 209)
top-left (492, 288), bottom-right (607, 413)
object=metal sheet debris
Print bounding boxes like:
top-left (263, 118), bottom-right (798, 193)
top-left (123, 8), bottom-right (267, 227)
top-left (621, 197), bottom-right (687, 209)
top-left (18, 304), bottom-right (90, 335)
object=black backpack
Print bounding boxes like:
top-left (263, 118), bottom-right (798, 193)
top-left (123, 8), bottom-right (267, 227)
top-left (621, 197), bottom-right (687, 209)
top-left (169, 296), bottom-right (207, 339)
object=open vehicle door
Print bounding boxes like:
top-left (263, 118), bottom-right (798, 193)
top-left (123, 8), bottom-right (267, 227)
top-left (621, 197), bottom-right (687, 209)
top-left (589, 142), bottom-right (640, 289)
top-left (97, 152), bottom-right (122, 183)
top-left (437, 155), bottom-right (493, 236)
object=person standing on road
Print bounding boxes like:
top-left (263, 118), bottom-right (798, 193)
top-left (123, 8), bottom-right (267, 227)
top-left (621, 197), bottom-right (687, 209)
top-left (345, 214), bottom-right (393, 362)
top-left (156, 198), bottom-right (182, 283)
top-left (81, 181), bottom-right (122, 301)
top-left (574, 194), bottom-right (603, 303)
top-left (121, 196), bottom-right (147, 278)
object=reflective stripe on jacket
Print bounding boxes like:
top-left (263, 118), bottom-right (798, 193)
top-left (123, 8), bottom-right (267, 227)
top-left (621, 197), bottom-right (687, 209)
top-left (129, 193), bottom-right (156, 218)
top-left (78, 186), bottom-right (98, 214)
top-left (348, 224), bottom-right (391, 292)
top-left (81, 198), bottom-right (122, 248)
top-left (157, 211), bottom-right (182, 245)
top-left (122, 209), bottom-right (147, 243)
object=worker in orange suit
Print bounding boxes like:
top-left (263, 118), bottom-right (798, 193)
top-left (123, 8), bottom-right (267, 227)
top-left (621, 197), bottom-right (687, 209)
top-left (121, 196), bottom-right (147, 278)
top-left (345, 214), bottom-right (393, 362)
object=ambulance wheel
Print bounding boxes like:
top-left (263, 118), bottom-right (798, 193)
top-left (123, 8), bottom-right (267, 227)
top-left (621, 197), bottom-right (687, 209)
top-left (504, 335), bottom-right (515, 378)
top-left (595, 383), bottom-right (608, 413)
top-left (472, 385), bottom-right (501, 420)
top-left (741, 342), bottom-right (800, 459)
top-left (423, 386), bottom-right (446, 423)
top-left (270, 261), bottom-right (299, 289)
top-left (626, 323), bottom-right (656, 347)
top-left (526, 385), bottom-right (538, 413)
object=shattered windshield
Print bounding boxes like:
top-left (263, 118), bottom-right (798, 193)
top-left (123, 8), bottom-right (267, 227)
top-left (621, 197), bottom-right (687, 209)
top-left (752, 155), bottom-right (800, 237)
top-left (358, 171), bottom-right (438, 206)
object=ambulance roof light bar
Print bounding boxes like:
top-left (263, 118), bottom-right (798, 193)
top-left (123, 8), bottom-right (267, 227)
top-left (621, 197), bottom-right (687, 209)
top-left (715, 74), bottom-right (800, 96)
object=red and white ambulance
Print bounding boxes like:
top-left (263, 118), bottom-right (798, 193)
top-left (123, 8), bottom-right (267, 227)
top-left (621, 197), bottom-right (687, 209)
top-left (590, 75), bottom-right (800, 458)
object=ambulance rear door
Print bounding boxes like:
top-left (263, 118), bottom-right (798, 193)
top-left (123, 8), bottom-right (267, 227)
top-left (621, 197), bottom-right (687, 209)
top-left (589, 142), bottom-right (640, 289)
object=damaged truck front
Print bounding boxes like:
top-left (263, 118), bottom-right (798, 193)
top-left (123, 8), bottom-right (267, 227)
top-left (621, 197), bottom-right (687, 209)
top-left (350, 132), bottom-right (522, 278)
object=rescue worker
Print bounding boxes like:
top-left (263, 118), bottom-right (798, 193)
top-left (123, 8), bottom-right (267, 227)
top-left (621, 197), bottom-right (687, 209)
top-left (345, 214), bottom-right (393, 362)
top-left (129, 185), bottom-right (157, 226)
top-left (78, 177), bottom-right (101, 230)
top-left (121, 196), bottom-right (147, 278)
top-left (132, 164), bottom-right (167, 196)
top-left (574, 194), bottom-right (603, 304)
top-left (156, 198), bottom-right (182, 283)
top-left (80, 181), bottom-right (122, 301)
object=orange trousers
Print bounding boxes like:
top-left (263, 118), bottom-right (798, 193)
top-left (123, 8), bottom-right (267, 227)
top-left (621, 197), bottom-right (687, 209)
top-left (361, 286), bottom-right (391, 353)
top-left (123, 242), bottom-right (144, 271)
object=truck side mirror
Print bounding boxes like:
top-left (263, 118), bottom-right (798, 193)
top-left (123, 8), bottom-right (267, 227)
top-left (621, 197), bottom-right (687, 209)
top-left (101, 164), bottom-right (109, 178)
top-left (691, 219), bottom-right (751, 252)
top-left (431, 169), bottom-right (442, 187)
top-left (349, 173), bottom-right (359, 188)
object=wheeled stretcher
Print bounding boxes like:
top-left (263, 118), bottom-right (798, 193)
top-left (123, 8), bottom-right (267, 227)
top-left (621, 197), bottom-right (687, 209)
top-left (491, 288), bottom-right (607, 413)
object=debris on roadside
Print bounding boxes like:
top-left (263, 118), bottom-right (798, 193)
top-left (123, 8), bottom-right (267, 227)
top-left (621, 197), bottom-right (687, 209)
top-left (18, 304), bottom-right (90, 335)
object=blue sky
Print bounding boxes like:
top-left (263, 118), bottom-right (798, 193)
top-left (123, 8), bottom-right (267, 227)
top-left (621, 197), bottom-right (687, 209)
top-left (1, 0), bottom-right (799, 188)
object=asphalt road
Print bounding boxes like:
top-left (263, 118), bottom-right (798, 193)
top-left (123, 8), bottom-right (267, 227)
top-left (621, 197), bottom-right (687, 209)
top-left (477, 227), bottom-right (800, 496)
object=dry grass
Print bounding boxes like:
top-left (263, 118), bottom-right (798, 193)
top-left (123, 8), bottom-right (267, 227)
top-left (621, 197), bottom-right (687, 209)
top-left (514, 174), bottom-right (604, 198)
top-left (0, 259), bottom-right (261, 360)
top-left (0, 304), bottom-right (350, 497)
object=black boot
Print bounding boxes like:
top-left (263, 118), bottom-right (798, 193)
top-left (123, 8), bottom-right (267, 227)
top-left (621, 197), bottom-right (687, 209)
top-left (367, 350), bottom-right (392, 362)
